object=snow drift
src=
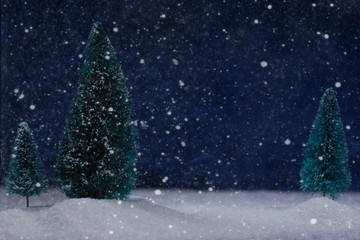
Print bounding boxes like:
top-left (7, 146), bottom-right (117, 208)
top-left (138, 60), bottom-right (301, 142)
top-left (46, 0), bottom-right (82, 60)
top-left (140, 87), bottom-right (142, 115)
top-left (0, 189), bottom-right (359, 240)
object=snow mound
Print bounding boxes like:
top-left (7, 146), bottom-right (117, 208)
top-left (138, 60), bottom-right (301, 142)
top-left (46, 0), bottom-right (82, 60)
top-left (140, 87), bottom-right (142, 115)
top-left (290, 197), bottom-right (359, 220)
top-left (1, 191), bottom-right (360, 240)
top-left (0, 197), bottom-right (195, 240)
top-left (283, 197), bottom-right (360, 239)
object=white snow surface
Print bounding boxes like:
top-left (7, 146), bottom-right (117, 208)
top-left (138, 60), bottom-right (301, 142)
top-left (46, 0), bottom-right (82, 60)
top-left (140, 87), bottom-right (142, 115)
top-left (0, 188), bottom-right (359, 240)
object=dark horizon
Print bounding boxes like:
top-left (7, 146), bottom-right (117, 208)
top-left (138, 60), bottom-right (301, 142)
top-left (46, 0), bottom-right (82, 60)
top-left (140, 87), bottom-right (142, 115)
top-left (1, 0), bottom-right (359, 190)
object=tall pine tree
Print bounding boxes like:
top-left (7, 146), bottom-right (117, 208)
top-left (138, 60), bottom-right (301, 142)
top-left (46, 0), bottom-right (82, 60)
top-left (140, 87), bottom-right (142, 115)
top-left (7, 122), bottom-right (48, 207)
top-left (300, 88), bottom-right (351, 199)
top-left (55, 22), bottom-right (137, 199)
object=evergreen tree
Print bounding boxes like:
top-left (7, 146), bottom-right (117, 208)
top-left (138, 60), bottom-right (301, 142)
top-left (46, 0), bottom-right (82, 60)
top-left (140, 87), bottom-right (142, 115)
top-left (55, 22), bottom-right (137, 199)
top-left (300, 88), bottom-right (351, 199)
top-left (7, 122), bottom-right (48, 207)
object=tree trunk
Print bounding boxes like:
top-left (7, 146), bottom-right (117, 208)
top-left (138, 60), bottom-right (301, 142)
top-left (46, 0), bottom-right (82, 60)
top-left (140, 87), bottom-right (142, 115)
top-left (26, 195), bottom-right (29, 208)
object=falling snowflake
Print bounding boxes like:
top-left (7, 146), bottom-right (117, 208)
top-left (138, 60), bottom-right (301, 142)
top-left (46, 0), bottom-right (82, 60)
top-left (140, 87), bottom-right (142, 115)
top-left (154, 189), bottom-right (162, 195)
top-left (335, 82), bottom-right (341, 88)
top-left (30, 105), bottom-right (36, 110)
top-left (284, 139), bottom-right (291, 145)
top-left (260, 61), bottom-right (268, 67)
top-left (172, 59), bottom-right (179, 65)
top-left (310, 218), bottom-right (317, 224)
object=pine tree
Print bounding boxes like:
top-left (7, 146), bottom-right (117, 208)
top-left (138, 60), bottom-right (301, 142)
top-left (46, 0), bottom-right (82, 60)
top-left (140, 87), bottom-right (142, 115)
top-left (300, 88), bottom-right (351, 199)
top-left (7, 122), bottom-right (48, 207)
top-left (55, 22), bottom-right (137, 199)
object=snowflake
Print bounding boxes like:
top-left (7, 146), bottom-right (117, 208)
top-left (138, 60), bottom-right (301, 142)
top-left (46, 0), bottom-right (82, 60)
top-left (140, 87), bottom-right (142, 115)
top-left (260, 61), bottom-right (268, 67)
top-left (172, 59), bottom-right (179, 65)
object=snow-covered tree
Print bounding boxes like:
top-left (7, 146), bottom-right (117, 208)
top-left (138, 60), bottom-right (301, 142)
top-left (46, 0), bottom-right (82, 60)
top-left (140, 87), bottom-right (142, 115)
top-left (7, 122), bottom-right (48, 207)
top-left (300, 88), bottom-right (351, 199)
top-left (55, 22), bottom-right (137, 199)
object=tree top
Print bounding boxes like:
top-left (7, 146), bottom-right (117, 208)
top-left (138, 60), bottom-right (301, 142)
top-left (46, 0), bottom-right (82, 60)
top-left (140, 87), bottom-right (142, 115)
top-left (18, 122), bottom-right (30, 131)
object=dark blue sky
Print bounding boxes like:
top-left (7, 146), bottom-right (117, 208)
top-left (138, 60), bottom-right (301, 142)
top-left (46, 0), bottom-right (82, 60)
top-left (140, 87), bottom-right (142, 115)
top-left (1, 0), bottom-right (360, 190)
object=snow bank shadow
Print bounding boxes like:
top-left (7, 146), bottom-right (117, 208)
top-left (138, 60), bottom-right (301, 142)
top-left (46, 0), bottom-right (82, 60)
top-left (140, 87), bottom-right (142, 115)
top-left (26, 205), bottom-right (54, 211)
top-left (125, 197), bottom-right (196, 220)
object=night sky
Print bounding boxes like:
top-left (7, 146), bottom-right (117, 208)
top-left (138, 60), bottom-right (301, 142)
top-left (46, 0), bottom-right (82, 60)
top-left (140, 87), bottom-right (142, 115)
top-left (1, 0), bottom-right (360, 190)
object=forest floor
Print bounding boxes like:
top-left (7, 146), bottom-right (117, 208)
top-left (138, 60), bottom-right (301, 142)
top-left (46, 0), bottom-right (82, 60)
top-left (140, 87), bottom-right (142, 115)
top-left (0, 187), bottom-right (359, 240)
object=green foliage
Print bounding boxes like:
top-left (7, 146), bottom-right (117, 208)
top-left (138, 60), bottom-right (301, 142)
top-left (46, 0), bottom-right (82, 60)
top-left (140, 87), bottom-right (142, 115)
top-left (55, 22), bottom-right (137, 199)
top-left (300, 88), bottom-right (351, 199)
top-left (7, 122), bottom-right (48, 198)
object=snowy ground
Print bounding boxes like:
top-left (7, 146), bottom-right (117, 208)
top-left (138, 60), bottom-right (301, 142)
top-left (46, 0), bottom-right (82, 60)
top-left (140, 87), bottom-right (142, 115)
top-left (0, 187), bottom-right (359, 240)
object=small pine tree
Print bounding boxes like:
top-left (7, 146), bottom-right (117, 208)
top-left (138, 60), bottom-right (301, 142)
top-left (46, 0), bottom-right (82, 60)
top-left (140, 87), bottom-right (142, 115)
top-left (55, 22), bottom-right (137, 199)
top-left (300, 88), bottom-right (351, 199)
top-left (7, 122), bottom-right (48, 207)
